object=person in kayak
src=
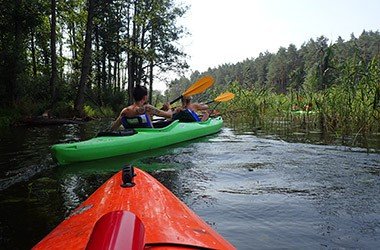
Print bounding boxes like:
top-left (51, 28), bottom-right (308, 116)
top-left (172, 96), bottom-right (210, 122)
top-left (110, 85), bottom-right (172, 130)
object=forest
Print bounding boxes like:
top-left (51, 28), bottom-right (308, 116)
top-left (0, 0), bottom-right (187, 126)
top-left (1, 0), bottom-right (379, 144)
top-left (167, 31), bottom-right (380, 146)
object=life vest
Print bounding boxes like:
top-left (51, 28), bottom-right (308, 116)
top-left (172, 109), bottom-right (201, 122)
top-left (121, 114), bottom-right (153, 129)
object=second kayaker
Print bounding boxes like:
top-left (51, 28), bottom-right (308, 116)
top-left (172, 96), bottom-right (210, 122)
top-left (110, 85), bottom-right (172, 130)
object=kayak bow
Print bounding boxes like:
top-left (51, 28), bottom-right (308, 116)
top-left (33, 166), bottom-right (236, 250)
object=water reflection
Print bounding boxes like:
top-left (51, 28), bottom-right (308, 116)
top-left (59, 173), bottom-right (113, 217)
top-left (0, 125), bottom-right (57, 190)
top-left (228, 117), bottom-right (380, 151)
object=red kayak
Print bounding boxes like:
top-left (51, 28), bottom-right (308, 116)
top-left (33, 166), bottom-right (235, 250)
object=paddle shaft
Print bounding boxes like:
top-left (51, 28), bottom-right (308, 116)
top-left (170, 95), bottom-right (183, 105)
top-left (169, 76), bottom-right (214, 105)
top-left (210, 102), bottom-right (221, 113)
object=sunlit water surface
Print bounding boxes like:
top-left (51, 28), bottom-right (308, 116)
top-left (0, 120), bottom-right (379, 249)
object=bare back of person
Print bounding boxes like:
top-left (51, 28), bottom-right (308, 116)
top-left (111, 85), bottom-right (172, 131)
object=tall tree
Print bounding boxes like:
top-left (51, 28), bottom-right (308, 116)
top-left (254, 52), bottom-right (273, 87)
top-left (1, 0), bottom-right (24, 106)
top-left (49, 0), bottom-right (58, 106)
top-left (124, 0), bottom-right (188, 103)
top-left (0, 0), bottom-right (44, 106)
top-left (74, 0), bottom-right (95, 117)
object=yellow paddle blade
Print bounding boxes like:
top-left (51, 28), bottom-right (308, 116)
top-left (214, 92), bottom-right (235, 102)
top-left (183, 75), bottom-right (214, 97)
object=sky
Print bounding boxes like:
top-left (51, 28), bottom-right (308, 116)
top-left (156, 0), bottom-right (380, 91)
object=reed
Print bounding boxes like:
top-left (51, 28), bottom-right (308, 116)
top-left (222, 55), bottom-right (380, 148)
top-left (314, 55), bottom-right (380, 146)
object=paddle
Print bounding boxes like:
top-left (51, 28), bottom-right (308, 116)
top-left (205, 92), bottom-right (235, 104)
top-left (206, 92), bottom-right (235, 117)
top-left (169, 75), bottom-right (215, 105)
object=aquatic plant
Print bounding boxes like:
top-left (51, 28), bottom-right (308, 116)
top-left (222, 54), bottom-right (380, 148)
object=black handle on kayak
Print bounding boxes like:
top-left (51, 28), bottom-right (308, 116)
top-left (121, 164), bottom-right (136, 188)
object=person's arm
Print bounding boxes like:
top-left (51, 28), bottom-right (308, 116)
top-left (161, 102), bottom-right (170, 111)
top-left (145, 104), bottom-right (172, 119)
top-left (191, 103), bottom-right (211, 121)
top-left (192, 102), bottom-right (209, 111)
top-left (110, 115), bottom-right (122, 131)
top-left (110, 107), bottom-right (136, 130)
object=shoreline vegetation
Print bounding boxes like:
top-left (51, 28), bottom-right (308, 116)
top-left (218, 50), bottom-right (380, 150)
top-left (168, 32), bottom-right (380, 151)
top-left (222, 84), bottom-right (380, 151)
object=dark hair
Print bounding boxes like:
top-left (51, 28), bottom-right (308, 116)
top-left (133, 85), bottom-right (148, 102)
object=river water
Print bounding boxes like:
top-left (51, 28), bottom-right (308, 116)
top-left (0, 119), bottom-right (379, 249)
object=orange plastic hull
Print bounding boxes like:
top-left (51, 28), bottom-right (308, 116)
top-left (33, 168), bottom-right (235, 249)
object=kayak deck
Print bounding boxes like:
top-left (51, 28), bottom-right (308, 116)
top-left (33, 167), bottom-right (235, 249)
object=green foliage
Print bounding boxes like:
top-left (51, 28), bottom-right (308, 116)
top-left (151, 90), bottom-right (166, 107)
top-left (0, 0), bottom-right (188, 122)
top-left (1, 0), bottom-right (379, 143)
top-left (303, 65), bottom-right (318, 93)
top-left (0, 0), bottom-right (48, 106)
top-left (97, 106), bottom-right (115, 117)
top-left (84, 105), bottom-right (96, 117)
top-left (165, 75), bottom-right (191, 101)
top-left (170, 31), bottom-right (380, 96)
top-left (225, 82), bottom-right (277, 127)
top-left (222, 54), bottom-right (380, 147)
top-left (0, 109), bottom-right (19, 129)
top-left (167, 30), bottom-right (380, 147)
top-left (50, 101), bottom-right (74, 118)
top-left (313, 55), bottom-right (380, 138)
top-left (83, 105), bottom-right (115, 118)
top-left (101, 89), bottom-right (128, 113)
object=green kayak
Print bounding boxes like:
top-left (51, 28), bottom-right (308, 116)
top-left (51, 117), bottom-right (223, 165)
